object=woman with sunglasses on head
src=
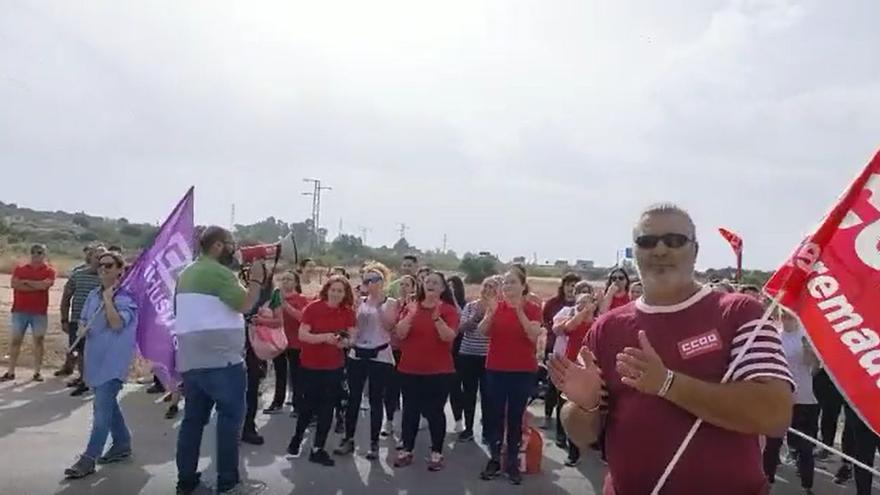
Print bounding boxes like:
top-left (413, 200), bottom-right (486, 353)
top-left (286, 275), bottom-right (357, 467)
top-left (264, 270), bottom-right (310, 416)
top-left (64, 252), bottom-right (138, 479)
top-left (334, 262), bottom-right (399, 460)
top-left (551, 287), bottom-right (600, 467)
top-left (599, 268), bottom-right (631, 314)
top-left (479, 270), bottom-right (544, 485)
top-left (446, 275), bottom-right (468, 433)
top-left (456, 276), bottom-right (501, 443)
top-left (382, 274), bottom-right (419, 439)
top-left (392, 271), bottom-right (460, 471)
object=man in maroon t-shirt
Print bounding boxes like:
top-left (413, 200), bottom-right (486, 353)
top-left (550, 204), bottom-right (794, 495)
top-left (2, 244), bottom-right (56, 382)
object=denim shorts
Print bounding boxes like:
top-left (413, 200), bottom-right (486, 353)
top-left (11, 312), bottom-right (49, 338)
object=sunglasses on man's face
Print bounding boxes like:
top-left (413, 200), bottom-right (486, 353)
top-left (99, 262), bottom-right (118, 269)
top-left (634, 233), bottom-right (693, 249)
top-left (610, 276), bottom-right (626, 282)
top-left (32, 251), bottom-right (45, 256)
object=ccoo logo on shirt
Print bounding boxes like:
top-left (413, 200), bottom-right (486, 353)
top-left (678, 330), bottom-right (722, 360)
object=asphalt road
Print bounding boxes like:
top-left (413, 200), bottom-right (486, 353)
top-left (0, 376), bottom-right (873, 494)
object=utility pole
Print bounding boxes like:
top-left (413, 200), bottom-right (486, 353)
top-left (302, 178), bottom-right (332, 252)
top-left (397, 223), bottom-right (408, 240)
top-left (442, 233), bottom-right (447, 253)
top-left (230, 203), bottom-right (236, 229)
top-left (358, 225), bottom-right (371, 246)
top-left (338, 218), bottom-right (344, 237)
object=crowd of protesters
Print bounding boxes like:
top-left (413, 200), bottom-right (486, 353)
top-left (3, 204), bottom-right (880, 494)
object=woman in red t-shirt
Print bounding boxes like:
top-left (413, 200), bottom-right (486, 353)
top-left (286, 275), bottom-right (357, 467)
top-left (392, 271), bottom-right (460, 471)
top-left (382, 274), bottom-right (419, 439)
top-left (479, 270), bottom-right (544, 485)
top-left (264, 270), bottom-right (311, 415)
top-left (599, 267), bottom-right (631, 314)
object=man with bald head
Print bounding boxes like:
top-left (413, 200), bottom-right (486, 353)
top-left (550, 203), bottom-right (794, 495)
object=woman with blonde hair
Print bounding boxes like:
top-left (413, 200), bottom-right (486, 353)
top-left (334, 262), bottom-right (399, 460)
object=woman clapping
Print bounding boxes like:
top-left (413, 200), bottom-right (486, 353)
top-left (392, 271), bottom-right (460, 471)
top-left (479, 270), bottom-right (543, 485)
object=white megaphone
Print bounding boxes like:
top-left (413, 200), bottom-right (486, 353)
top-left (236, 233), bottom-right (299, 266)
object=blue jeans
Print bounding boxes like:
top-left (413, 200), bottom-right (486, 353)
top-left (176, 363), bottom-right (246, 493)
top-left (11, 312), bottom-right (48, 338)
top-left (485, 371), bottom-right (535, 468)
top-left (84, 379), bottom-right (130, 459)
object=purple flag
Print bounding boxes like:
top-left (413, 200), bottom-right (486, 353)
top-left (120, 187), bottom-right (194, 388)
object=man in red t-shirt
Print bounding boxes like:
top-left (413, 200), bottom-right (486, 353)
top-left (2, 244), bottom-right (56, 382)
top-left (550, 204), bottom-right (794, 495)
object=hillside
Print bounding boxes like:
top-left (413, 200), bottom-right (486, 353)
top-left (0, 201), bottom-right (773, 285)
top-left (0, 201), bottom-right (159, 259)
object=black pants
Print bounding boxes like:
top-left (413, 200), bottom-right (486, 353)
top-left (293, 368), bottom-right (343, 451)
top-left (449, 354), bottom-right (464, 423)
top-left (345, 358), bottom-right (393, 443)
top-left (384, 350), bottom-right (402, 422)
top-left (814, 369), bottom-right (856, 454)
top-left (844, 405), bottom-right (880, 495)
top-left (763, 404), bottom-right (820, 488)
top-left (243, 346), bottom-right (265, 434)
top-left (271, 349), bottom-right (301, 409)
top-left (457, 354), bottom-right (488, 434)
top-left (486, 371), bottom-right (534, 468)
top-left (400, 372), bottom-right (451, 454)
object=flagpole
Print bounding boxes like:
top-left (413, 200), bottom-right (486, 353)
top-left (787, 428), bottom-right (880, 477)
top-left (651, 290), bottom-right (784, 495)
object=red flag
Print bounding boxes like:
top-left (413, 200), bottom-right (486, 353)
top-left (718, 227), bottom-right (743, 281)
top-left (765, 149), bottom-right (880, 435)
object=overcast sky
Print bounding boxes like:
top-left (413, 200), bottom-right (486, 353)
top-left (2, 0), bottom-right (878, 270)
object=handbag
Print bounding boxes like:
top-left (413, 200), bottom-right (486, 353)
top-left (249, 308), bottom-right (288, 360)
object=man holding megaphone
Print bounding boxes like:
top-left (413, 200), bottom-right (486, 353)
top-left (235, 232), bottom-right (299, 270)
top-left (174, 226), bottom-right (277, 495)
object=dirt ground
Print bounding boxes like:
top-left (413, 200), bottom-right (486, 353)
top-left (0, 273), bottom-right (70, 369)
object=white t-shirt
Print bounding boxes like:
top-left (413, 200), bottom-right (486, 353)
top-left (551, 306), bottom-right (577, 358)
top-left (350, 298), bottom-right (395, 365)
top-left (780, 326), bottom-right (816, 405)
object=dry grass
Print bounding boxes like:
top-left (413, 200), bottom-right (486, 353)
top-left (0, 254), bottom-right (82, 277)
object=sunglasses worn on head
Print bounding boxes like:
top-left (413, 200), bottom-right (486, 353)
top-left (364, 274), bottom-right (383, 284)
top-left (635, 233), bottom-right (693, 249)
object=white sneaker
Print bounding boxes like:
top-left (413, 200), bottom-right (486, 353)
top-left (381, 420), bottom-right (394, 437)
top-left (454, 419), bottom-right (464, 433)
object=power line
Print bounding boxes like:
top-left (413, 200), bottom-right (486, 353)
top-left (302, 178), bottom-right (332, 251)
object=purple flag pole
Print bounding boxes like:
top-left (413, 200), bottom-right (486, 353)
top-left (119, 187), bottom-right (195, 389)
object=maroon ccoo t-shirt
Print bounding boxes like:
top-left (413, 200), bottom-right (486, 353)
top-left (585, 286), bottom-right (794, 495)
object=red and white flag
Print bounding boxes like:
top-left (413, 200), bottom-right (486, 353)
top-left (765, 149), bottom-right (880, 435)
top-left (718, 227), bottom-right (743, 281)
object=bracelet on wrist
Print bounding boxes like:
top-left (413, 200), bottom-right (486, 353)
top-left (658, 369), bottom-right (676, 398)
